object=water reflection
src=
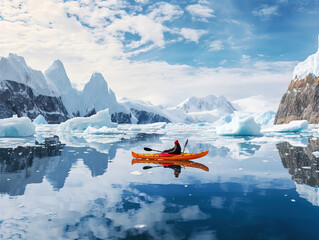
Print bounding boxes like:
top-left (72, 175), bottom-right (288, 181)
top-left (0, 133), bottom-right (164, 196)
top-left (277, 138), bottom-right (319, 206)
top-left (132, 159), bottom-right (209, 178)
top-left (277, 139), bottom-right (319, 187)
top-left (0, 136), bottom-right (111, 196)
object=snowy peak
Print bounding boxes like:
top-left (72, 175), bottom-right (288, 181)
top-left (293, 39), bottom-right (319, 80)
top-left (84, 72), bottom-right (109, 94)
top-left (176, 95), bottom-right (236, 114)
top-left (0, 53), bottom-right (59, 97)
top-left (45, 60), bottom-right (72, 95)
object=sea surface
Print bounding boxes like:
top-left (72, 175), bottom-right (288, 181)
top-left (1, 123), bottom-right (319, 239)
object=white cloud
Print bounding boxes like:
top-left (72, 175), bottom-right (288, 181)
top-left (0, 0), bottom-right (297, 107)
top-left (209, 40), bottom-right (224, 51)
top-left (186, 4), bottom-right (214, 21)
top-left (252, 5), bottom-right (279, 18)
top-left (147, 2), bottom-right (183, 23)
top-left (178, 28), bottom-right (207, 43)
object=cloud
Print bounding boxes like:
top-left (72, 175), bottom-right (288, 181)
top-left (186, 4), bottom-right (215, 21)
top-left (252, 5), bottom-right (279, 19)
top-left (209, 40), bottom-right (224, 51)
top-left (178, 28), bottom-right (207, 43)
top-left (147, 2), bottom-right (183, 23)
top-left (0, 0), bottom-right (297, 107)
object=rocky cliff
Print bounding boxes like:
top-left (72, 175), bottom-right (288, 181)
top-left (275, 73), bottom-right (319, 124)
top-left (275, 41), bottom-right (319, 124)
top-left (0, 54), bottom-right (68, 123)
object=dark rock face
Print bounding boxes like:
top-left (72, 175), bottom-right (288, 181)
top-left (275, 74), bottom-right (319, 124)
top-left (111, 112), bottom-right (131, 124)
top-left (0, 80), bottom-right (68, 123)
top-left (277, 139), bottom-right (319, 187)
top-left (131, 108), bottom-right (171, 124)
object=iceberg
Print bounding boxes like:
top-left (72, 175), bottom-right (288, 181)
top-left (60, 109), bottom-right (117, 132)
top-left (255, 111), bottom-right (275, 126)
top-left (0, 116), bottom-right (36, 137)
top-left (33, 115), bottom-right (48, 125)
top-left (263, 120), bottom-right (308, 133)
top-left (216, 116), bottom-right (262, 136)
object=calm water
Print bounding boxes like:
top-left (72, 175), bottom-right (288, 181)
top-left (1, 130), bottom-right (319, 239)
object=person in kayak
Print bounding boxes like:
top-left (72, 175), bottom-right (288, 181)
top-left (163, 140), bottom-right (181, 155)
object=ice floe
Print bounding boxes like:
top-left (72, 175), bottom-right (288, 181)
top-left (0, 116), bottom-right (35, 137)
top-left (60, 109), bottom-right (117, 131)
top-left (263, 120), bottom-right (308, 133)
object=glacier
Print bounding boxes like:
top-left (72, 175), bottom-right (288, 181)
top-left (293, 39), bottom-right (319, 80)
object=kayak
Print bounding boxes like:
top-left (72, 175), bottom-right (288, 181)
top-left (131, 159), bottom-right (209, 172)
top-left (131, 150), bottom-right (209, 160)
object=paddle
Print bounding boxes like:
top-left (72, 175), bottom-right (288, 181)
top-left (144, 147), bottom-right (163, 152)
top-left (182, 139), bottom-right (188, 153)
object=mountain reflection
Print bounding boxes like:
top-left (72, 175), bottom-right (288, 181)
top-left (0, 136), bottom-right (112, 196)
top-left (277, 139), bottom-right (319, 187)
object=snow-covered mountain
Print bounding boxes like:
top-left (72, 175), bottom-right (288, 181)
top-left (293, 37), bottom-right (319, 80)
top-left (171, 95), bottom-right (236, 122)
top-left (45, 60), bottom-right (131, 123)
top-left (119, 98), bottom-right (191, 124)
top-left (0, 53), bottom-right (237, 124)
top-left (0, 54), bottom-right (68, 123)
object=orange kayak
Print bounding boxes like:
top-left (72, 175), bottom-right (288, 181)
top-left (131, 150), bottom-right (209, 160)
top-left (131, 159), bottom-right (209, 172)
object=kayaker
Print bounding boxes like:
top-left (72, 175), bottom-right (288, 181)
top-left (164, 165), bottom-right (182, 178)
top-left (163, 140), bottom-right (181, 155)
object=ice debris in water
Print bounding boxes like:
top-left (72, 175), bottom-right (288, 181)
top-left (0, 116), bottom-right (36, 137)
top-left (33, 114), bottom-right (48, 125)
top-left (60, 109), bottom-right (117, 131)
top-left (135, 224), bottom-right (147, 228)
top-left (216, 115), bottom-right (262, 136)
top-left (130, 171), bottom-right (142, 175)
top-left (263, 120), bottom-right (308, 133)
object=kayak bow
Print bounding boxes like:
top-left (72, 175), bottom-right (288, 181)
top-left (131, 150), bottom-right (209, 160)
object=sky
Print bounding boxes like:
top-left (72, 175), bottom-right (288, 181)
top-left (1, 0), bottom-right (319, 106)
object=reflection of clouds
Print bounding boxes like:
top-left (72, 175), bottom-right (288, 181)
top-left (211, 197), bottom-right (224, 209)
top-left (180, 205), bottom-right (207, 220)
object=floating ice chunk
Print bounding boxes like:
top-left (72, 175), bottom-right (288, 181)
top-left (135, 224), bottom-right (147, 228)
top-left (60, 109), bottom-right (117, 131)
top-left (130, 171), bottom-right (142, 175)
top-left (0, 116), bottom-right (36, 137)
top-left (33, 115), bottom-right (48, 125)
top-left (216, 116), bottom-right (262, 136)
top-left (313, 151), bottom-right (319, 158)
top-left (263, 120), bottom-right (308, 132)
